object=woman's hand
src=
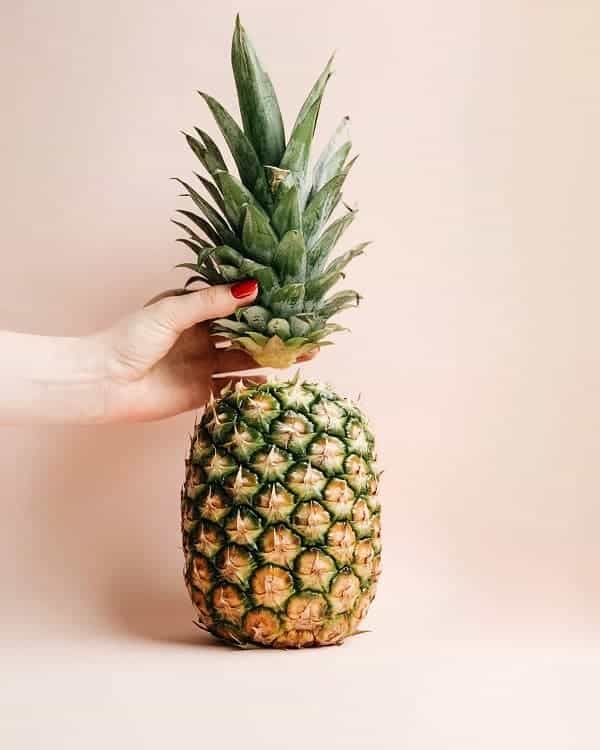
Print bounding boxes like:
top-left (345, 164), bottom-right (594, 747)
top-left (0, 279), bottom-right (316, 425)
top-left (95, 279), bottom-right (265, 423)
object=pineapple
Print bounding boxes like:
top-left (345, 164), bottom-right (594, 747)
top-left (174, 16), bottom-right (366, 368)
top-left (182, 376), bottom-right (381, 648)
top-left (176, 18), bottom-right (381, 648)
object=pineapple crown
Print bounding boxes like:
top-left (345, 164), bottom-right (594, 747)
top-left (174, 15), bottom-right (367, 368)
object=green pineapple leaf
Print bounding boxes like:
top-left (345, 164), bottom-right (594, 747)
top-left (198, 92), bottom-right (270, 208)
top-left (311, 116), bottom-right (351, 196)
top-left (183, 133), bottom-right (212, 174)
top-left (272, 184), bottom-right (301, 238)
top-left (266, 318), bottom-right (291, 340)
top-left (173, 178), bottom-right (239, 248)
top-left (273, 230), bottom-right (307, 283)
top-left (304, 268), bottom-right (344, 304)
top-left (214, 170), bottom-right (262, 229)
top-left (193, 128), bottom-right (228, 175)
top-left (175, 262), bottom-right (202, 272)
top-left (195, 173), bottom-right (227, 214)
top-left (194, 128), bottom-right (228, 173)
top-left (175, 238), bottom-right (209, 256)
top-left (231, 16), bottom-right (286, 167)
top-left (307, 210), bottom-right (355, 274)
top-left (279, 98), bottom-right (321, 188)
top-left (176, 209), bottom-right (222, 245)
top-left (306, 323), bottom-right (348, 342)
top-left (290, 54), bottom-right (335, 134)
top-left (200, 257), bottom-right (227, 285)
top-left (171, 219), bottom-right (211, 247)
top-left (289, 315), bottom-right (314, 337)
top-left (213, 264), bottom-right (244, 282)
top-left (279, 55), bottom-right (334, 193)
top-left (211, 318), bottom-right (250, 334)
top-left (302, 173), bottom-right (345, 246)
top-left (317, 289), bottom-right (361, 319)
top-left (240, 305), bottom-right (271, 332)
top-left (211, 245), bottom-right (245, 267)
top-left (270, 283), bottom-right (306, 316)
top-left (324, 242), bottom-right (369, 276)
top-left (241, 203), bottom-right (278, 264)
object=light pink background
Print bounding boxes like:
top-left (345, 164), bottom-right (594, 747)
top-left (2, 1), bottom-right (600, 747)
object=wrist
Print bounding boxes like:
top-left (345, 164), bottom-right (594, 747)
top-left (54, 334), bottom-right (111, 424)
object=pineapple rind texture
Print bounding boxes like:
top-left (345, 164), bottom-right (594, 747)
top-left (182, 377), bottom-right (381, 648)
top-left (175, 17), bottom-right (366, 369)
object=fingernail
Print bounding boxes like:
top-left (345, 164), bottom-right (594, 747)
top-left (231, 279), bottom-right (258, 299)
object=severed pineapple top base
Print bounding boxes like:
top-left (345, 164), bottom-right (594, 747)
top-left (181, 376), bottom-right (381, 648)
top-left (224, 333), bottom-right (319, 368)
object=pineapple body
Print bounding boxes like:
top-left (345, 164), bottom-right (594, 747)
top-left (182, 378), bottom-right (381, 648)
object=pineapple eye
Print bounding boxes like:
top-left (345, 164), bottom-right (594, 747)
top-left (215, 544), bottom-right (255, 586)
top-left (250, 445), bottom-right (293, 482)
top-left (276, 382), bottom-right (316, 411)
top-left (327, 572), bottom-right (361, 615)
top-left (198, 486), bottom-right (231, 522)
top-left (190, 555), bottom-right (214, 593)
top-left (310, 399), bottom-right (347, 435)
top-left (210, 583), bottom-right (248, 626)
top-left (346, 418), bottom-right (371, 456)
top-left (285, 593), bottom-right (328, 629)
top-left (294, 550), bottom-right (337, 591)
top-left (307, 435), bottom-right (346, 474)
top-left (254, 483), bottom-right (295, 522)
top-left (270, 411), bottom-right (314, 453)
top-left (224, 507), bottom-right (262, 545)
top-left (223, 465), bottom-right (261, 502)
top-left (240, 394), bottom-right (280, 427)
top-left (242, 608), bottom-right (281, 645)
top-left (191, 428), bottom-right (213, 462)
top-left (250, 565), bottom-right (295, 610)
top-left (258, 524), bottom-right (302, 567)
top-left (193, 521), bottom-right (225, 558)
top-left (291, 501), bottom-right (331, 542)
top-left (350, 498), bottom-right (374, 539)
top-left (322, 478), bottom-right (355, 519)
top-left (285, 463), bottom-right (327, 499)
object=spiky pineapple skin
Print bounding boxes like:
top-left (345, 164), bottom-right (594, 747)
top-left (181, 378), bottom-right (381, 648)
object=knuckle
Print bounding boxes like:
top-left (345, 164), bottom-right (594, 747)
top-left (201, 285), bottom-right (222, 310)
top-left (155, 297), bottom-right (179, 325)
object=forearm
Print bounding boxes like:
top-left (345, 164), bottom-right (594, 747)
top-left (0, 331), bottom-right (108, 424)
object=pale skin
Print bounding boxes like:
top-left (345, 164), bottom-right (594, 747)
top-left (0, 281), bottom-right (315, 426)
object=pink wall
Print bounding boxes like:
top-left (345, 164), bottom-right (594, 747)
top-left (2, 1), bottom-right (600, 746)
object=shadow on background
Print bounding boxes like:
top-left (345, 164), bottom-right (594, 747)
top-left (106, 578), bottom-right (223, 648)
top-left (28, 418), bottom-right (229, 649)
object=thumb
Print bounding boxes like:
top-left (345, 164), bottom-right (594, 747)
top-left (145, 279), bottom-right (258, 335)
top-left (104, 280), bottom-right (259, 379)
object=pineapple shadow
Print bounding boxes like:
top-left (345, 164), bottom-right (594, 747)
top-left (35, 422), bottom-right (225, 649)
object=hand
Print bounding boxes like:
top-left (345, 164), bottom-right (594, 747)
top-left (0, 279), bottom-right (317, 426)
top-left (95, 280), bottom-right (265, 423)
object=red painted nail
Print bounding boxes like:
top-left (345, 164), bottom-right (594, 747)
top-left (231, 279), bottom-right (258, 299)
